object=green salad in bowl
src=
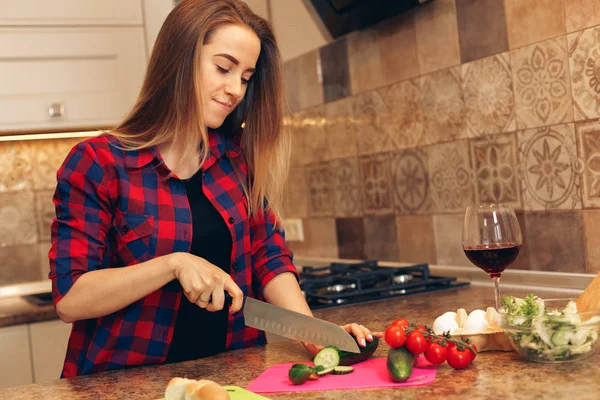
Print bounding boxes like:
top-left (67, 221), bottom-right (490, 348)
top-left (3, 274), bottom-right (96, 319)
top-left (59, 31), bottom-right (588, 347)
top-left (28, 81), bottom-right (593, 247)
top-left (499, 294), bottom-right (600, 363)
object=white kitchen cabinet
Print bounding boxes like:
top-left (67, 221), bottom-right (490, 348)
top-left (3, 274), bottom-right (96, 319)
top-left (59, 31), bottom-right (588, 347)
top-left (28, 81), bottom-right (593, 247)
top-left (0, 0), bottom-right (143, 26)
top-left (142, 0), bottom-right (177, 56)
top-left (29, 320), bottom-right (71, 383)
top-left (0, 26), bottom-right (147, 132)
top-left (0, 324), bottom-right (33, 388)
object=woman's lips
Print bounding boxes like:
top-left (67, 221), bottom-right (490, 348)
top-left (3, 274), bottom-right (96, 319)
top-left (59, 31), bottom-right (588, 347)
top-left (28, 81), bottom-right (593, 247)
top-left (214, 99), bottom-right (233, 111)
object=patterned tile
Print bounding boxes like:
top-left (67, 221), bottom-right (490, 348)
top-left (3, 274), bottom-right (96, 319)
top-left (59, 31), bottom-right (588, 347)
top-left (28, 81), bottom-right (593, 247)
top-left (564, 0), bottom-right (600, 33)
top-left (518, 123), bottom-right (582, 210)
top-left (352, 88), bottom-right (396, 155)
top-left (396, 215), bottom-right (437, 265)
top-left (331, 157), bottom-right (362, 218)
top-left (305, 162), bottom-right (334, 217)
top-left (320, 38), bottom-right (351, 103)
top-left (359, 153), bottom-right (393, 215)
top-left (335, 217), bottom-right (365, 260)
top-left (296, 50), bottom-right (324, 110)
top-left (287, 218), bottom-right (338, 258)
top-left (504, 0), bottom-right (566, 49)
top-left (456, 0), bottom-right (509, 63)
top-left (583, 210), bottom-right (600, 273)
top-left (38, 241), bottom-right (51, 281)
top-left (389, 148), bottom-right (431, 215)
top-left (428, 141), bottom-right (475, 213)
top-left (35, 190), bottom-right (55, 242)
top-left (347, 28), bottom-right (384, 95)
top-left (283, 167), bottom-right (308, 219)
top-left (524, 211), bottom-right (586, 273)
top-left (376, 10), bottom-right (420, 84)
top-left (0, 141), bottom-right (33, 193)
top-left (470, 133), bottom-right (522, 209)
top-left (421, 66), bottom-right (467, 145)
top-left (363, 215), bottom-right (399, 261)
top-left (510, 37), bottom-right (573, 129)
top-left (298, 106), bottom-right (329, 164)
top-left (433, 214), bottom-right (472, 267)
top-left (385, 78), bottom-right (425, 149)
top-left (568, 26), bottom-right (600, 121)
top-left (0, 192), bottom-right (38, 247)
top-left (576, 119), bottom-right (600, 208)
top-left (462, 53), bottom-right (516, 137)
top-left (283, 59), bottom-right (301, 114)
top-left (414, 0), bottom-right (461, 75)
top-left (324, 97), bottom-right (358, 160)
top-left (0, 244), bottom-right (42, 285)
top-left (31, 138), bottom-right (80, 190)
top-left (286, 114), bottom-right (307, 167)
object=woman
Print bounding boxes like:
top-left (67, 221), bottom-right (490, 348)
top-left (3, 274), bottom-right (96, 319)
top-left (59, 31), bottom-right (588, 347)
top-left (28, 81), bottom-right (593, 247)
top-left (49, 0), bottom-right (378, 378)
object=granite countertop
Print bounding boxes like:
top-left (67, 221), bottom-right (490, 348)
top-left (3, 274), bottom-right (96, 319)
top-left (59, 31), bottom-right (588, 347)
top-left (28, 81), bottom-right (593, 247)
top-left (1, 285), bottom-right (598, 399)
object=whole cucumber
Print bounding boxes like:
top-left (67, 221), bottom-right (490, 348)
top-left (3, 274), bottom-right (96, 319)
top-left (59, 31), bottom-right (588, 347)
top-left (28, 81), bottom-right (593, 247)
top-left (387, 346), bottom-right (415, 382)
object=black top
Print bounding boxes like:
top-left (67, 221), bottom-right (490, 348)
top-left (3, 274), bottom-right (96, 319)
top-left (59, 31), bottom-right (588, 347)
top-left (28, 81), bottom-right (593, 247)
top-left (165, 169), bottom-right (233, 363)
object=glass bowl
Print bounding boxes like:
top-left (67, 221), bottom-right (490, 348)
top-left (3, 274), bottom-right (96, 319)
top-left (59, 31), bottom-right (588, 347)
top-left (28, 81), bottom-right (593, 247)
top-left (498, 298), bottom-right (600, 363)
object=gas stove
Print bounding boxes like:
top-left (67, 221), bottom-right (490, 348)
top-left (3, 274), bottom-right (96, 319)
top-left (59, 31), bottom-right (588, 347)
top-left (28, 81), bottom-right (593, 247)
top-left (299, 260), bottom-right (469, 310)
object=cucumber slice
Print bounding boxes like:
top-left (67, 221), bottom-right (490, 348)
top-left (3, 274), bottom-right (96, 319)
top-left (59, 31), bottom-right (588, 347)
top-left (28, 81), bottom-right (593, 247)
top-left (551, 331), bottom-right (573, 346)
top-left (332, 366), bottom-right (354, 375)
top-left (313, 346), bottom-right (340, 369)
top-left (317, 367), bottom-right (334, 376)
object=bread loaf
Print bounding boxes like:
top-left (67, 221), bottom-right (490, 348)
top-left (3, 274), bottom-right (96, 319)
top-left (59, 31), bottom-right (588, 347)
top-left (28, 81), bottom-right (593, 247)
top-left (165, 377), bottom-right (229, 400)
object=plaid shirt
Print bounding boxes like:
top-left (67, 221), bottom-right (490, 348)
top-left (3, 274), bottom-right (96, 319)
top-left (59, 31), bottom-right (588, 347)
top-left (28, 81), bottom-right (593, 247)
top-left (49, 131), bottom-right (297, 377)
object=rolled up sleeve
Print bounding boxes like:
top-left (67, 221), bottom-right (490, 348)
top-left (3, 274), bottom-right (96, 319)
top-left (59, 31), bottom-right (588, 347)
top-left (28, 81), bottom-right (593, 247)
top-left (48, 142), bottom-right (113, 305)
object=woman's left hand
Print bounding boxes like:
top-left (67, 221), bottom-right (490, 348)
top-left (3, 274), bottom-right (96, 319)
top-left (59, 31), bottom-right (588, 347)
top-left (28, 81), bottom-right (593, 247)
top-left (302, 323), bottom-right (384, 356)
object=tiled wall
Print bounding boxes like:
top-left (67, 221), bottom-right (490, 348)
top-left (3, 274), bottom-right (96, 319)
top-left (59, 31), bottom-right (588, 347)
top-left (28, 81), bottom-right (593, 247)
top-left (283, 0), bottom-right (600, 275)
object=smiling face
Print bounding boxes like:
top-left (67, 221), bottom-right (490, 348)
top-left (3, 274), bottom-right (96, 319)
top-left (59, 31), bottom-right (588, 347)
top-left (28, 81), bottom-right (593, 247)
top-left (198, 24), bottom-right (261, 129)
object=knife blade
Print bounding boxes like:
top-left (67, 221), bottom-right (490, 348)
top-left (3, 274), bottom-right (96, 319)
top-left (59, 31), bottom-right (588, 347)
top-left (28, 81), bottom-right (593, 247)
top-left (242, 296), bottom-right (361, 353)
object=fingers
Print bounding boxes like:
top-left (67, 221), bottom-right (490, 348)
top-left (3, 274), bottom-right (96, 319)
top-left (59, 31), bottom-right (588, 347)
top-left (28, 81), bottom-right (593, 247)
top-left (225, 279), bottom-right (244, 313)
top-left (195, 275), bottom-right (217, 309)
top-left (302, 341), bottom-right (323, 357)
top-left (342, 323), bottom-right (374, 347)
top-left (206, 275), bottom-right (225, 312)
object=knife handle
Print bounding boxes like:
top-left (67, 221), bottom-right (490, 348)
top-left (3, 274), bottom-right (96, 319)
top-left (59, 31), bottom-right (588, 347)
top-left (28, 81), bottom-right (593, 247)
top-left (208, 292), bottom-right (233, 308)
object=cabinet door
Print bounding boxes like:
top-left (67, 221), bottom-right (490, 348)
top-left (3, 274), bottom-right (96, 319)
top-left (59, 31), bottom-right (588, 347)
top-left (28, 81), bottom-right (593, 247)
top-left (0, 0), bottom-right (142, 26)
top-left (29, 320), bottom-right (72, 383)
top-left (0, 325), bottom-right (33, 388)
top-left (0, 27), bottom-right (147, 132)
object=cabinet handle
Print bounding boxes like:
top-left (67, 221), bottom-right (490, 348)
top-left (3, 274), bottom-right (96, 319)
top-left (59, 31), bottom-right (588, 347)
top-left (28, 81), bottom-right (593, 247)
top-left (48, 102), bottom-right (64, 118)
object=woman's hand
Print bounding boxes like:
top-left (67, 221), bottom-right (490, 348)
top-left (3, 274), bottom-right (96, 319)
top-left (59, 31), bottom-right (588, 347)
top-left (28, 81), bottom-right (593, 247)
top-left (302, 323), bottom-right (384, 356)
top-left (170, 252), bottom-right (244, 313)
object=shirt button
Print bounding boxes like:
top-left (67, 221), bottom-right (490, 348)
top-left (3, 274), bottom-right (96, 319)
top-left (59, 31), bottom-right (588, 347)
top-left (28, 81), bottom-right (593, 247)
top-left (228, 217), bottom-right (235, 224)
top-left (232, 262), bottom-right (238, 271)
top-left (121, 225), bottom-right (130, 234)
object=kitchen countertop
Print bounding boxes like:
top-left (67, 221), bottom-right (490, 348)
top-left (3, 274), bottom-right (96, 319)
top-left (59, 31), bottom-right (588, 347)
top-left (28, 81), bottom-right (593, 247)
top-left (1, 285), bottom-right (598, 400)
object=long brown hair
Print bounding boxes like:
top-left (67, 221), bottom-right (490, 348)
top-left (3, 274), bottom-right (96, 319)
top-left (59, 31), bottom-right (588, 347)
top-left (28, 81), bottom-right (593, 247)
top-left (111, 0), bottom-right (289, 225)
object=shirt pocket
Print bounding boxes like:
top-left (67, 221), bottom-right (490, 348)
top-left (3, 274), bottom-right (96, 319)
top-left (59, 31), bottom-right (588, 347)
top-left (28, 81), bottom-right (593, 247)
top-left (113, 211), bottom-right (155, 264)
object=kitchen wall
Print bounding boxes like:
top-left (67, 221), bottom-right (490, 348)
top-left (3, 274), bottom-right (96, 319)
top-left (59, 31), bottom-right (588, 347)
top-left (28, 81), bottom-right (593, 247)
top-left (283, 0), bottom-right (600, 275)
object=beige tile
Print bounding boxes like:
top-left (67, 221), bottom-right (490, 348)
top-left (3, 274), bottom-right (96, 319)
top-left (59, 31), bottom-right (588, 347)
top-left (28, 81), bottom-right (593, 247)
top-left (0, 141), bottom-right (33, 193)
top-left (421, 66), bottom-right (467, 145)
top-left (396, 215), bottom-right (437, 264)
top-left (364, 215), bottom-right (399, 262)
top-left (584, 210), bottom-right (600, 273)
top-left (335, 218), bottom-right (365, 260)
top-left (462, 53), bottom-right (516, 137)
top-left (0, 244), bottom-right (41, 285)
top-left (352, 88), bottom-right (396, 155)
top-left (283, 167), bottom-right (308, 219)
top-left (287, 114), bottom-right (307, 167)
top-left (283, 59), bottom-right (301, 114)
top-left (568, 26), bottom-right (600, 121)
top-left (389, 148), bottom-right (431, 215)
top-left (517, 123), bottom-right (582, 210)
top-left (35, 190), bottom-right (55, 242)
top-left (296, 50), bottom-right (324, 110)
top-left (576, 119), bottom-right (600, 208)
top-left (376, 10), bottom-right (420, 85)
top-left (298, 106), bottom-right (328, 164)
top-left (305, 162), bottom-right (334, 217)
top-left (30, 138), bottom-right (80, 191)
top-left (385, 78), bottom-right (425, 150)
top-left (511, 37), bottom-right (573, 129)
top-left (38, 241), bottom-right (51, 281)
top-left (433, 214), bottom-right (472, 267)
top-left (427, 141), bottom-right (475, 213)
top-left (331, 157), bottom-right (363, 218)
top-left (324, 97), bottom-right (358, 160)
top-left (359, 153), bottom-right (393, 215)
top-left (287, 218), bottom-right (338, 258)
top-left (504, 0), bottom-right (565, 49)
top-left (470, 133), bottom-right (522, 210)
top-left (347, 28), bottom-right (384, 95)
top-left (565, 0), bottom-right (600, 33)
top-left (414, 0), bottom-right (461, 75)
top-left (0, 192), bottom-right (38, 247)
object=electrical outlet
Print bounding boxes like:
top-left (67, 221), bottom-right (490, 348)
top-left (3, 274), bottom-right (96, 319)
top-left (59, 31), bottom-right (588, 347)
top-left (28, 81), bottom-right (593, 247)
top-left (284, 218), bottom-right (304, 242)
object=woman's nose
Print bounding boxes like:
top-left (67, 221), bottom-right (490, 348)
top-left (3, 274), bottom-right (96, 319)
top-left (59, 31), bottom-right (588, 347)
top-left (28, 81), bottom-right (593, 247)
top-left (225, 78), bottom-right (243, 100)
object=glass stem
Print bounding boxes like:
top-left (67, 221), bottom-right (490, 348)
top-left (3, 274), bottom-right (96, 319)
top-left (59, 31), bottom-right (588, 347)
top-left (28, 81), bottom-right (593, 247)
top-left (492, 276), bottom-right (501, 310)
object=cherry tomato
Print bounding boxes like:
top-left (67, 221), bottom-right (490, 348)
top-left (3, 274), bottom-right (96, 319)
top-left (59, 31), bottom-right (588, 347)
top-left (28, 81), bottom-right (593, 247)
top-left (404, 331), bottom-right (428, 355)
top-left (424, 342), bottom-right (447, 365)
top-left (416, 325), bottom-right (428, 333)
top-left (391, 318), bottom-right (410, 330)
top-left (468, 343), bottom-right (478, 362)
top-left (447, 346), bottom-right (472, 369)
top-left (384, 325), bottom-right (406, 348)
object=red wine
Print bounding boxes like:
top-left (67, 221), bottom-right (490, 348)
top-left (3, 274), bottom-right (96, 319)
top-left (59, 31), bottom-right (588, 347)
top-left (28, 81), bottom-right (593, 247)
top-left (463, 243), bottom-right (521, 278)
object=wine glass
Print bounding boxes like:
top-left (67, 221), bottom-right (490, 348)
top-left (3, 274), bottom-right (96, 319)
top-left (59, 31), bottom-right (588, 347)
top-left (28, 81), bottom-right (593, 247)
top-left (462, 203), bottom-right (522, 310)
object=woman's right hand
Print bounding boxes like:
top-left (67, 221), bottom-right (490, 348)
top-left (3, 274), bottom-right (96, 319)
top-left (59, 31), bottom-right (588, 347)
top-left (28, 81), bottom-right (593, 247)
top-left (170, 252), bottom-right (244, 313)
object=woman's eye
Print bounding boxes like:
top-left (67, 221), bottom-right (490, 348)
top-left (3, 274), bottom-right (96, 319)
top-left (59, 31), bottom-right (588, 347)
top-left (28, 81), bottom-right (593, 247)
top-left (241, 78), bottom-right (249, 85)
top-left (216, 65), bottom-right (229, 74)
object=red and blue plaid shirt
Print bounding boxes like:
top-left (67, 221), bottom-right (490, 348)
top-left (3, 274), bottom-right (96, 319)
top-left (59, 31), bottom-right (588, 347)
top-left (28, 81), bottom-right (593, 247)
top-left (49, 131), bottom-right (297, 377)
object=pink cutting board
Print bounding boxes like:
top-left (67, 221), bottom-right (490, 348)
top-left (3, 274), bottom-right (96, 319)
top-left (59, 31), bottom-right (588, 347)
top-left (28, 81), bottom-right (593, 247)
top-left (246, 357), bottom-right (436, 393)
